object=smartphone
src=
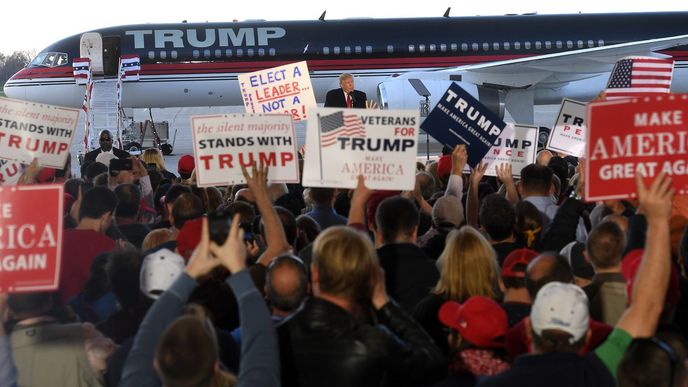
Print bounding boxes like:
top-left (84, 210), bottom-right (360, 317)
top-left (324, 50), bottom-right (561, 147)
top-left (207, 209), bottom-right (254, 245)
top-left (109, 158), bottom-right (133, 176)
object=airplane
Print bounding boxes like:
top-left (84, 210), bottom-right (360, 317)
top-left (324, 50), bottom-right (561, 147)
top-left (4, 11), bottom-right (688, 123)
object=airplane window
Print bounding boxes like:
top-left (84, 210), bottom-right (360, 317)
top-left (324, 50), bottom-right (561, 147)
top-left (440, 44), bottom-right (447, 52)
top-left (42, 53), bottom-right (56, 66)
top-left (323, 47), bottom-right (330, 55)
top-left (535, 41), bottom-right (541, 49)
top-left (150, 51), bottom-right (157, 60)
top-left (269, 48), bottom-right (276, 56)
top-left (493, 42), bottom-right (499, 50)
top-left (258, 48), bottom-right (265, 57)
top-left (387, 45), bottom-right (394, 53)
top-left (577, 40), bottom-right (584, 48)
top-left (344, 46), bottom-right (351, 54)
top-left (215, 49), bottom-right (222, 58)
top-left (30, 53), bottom-right (47, 66)
top-left (556, 41), bottom-right (563, 49)
top-left (419, 44), bottom-right (425, 53)
top-left (472, 43), bottom-right (479, 51)
top-left (587, 40), bottom-right (594, 47)
top-left (567, 41), bottom-right (573, 48)
top-left (545, 41), bottom-right (552, 49)
top-left (171, 51), bottom-right (178, 59)
top-left (248, 49), bottom-right (254, 57)
top-left (524, 41), bottom-right (531, 49)
top-left (333, 47), bottom-right (340, 54)
top-left (366, 46), bottom-right (372, 54)
top-left (204, 49), bottom-right (211, 58)
top-left (503, 42), bottom-right (510, 50)
top-left (160, 51), bottom-right (168, 60)
top-left (355, 46), bottom-right (362, 54)
top-left (54, 53), bottom-right (68, 66)
top-left (192, 50), bottom-right (199, 59)
top-left (514, 42), bottom-right (521, 50)
top-left (482, 43), bottom-right (489, 51)
top-left (430, 44), bottom-right (436, 52)
top-left (460, 43), bottom-right (467, 51)
top-left (226, 49), bottom-right (232, 57)
top-left (408, 45), bottom-right (415, 53)
top-left (236, 49), bottom-right (243, 57)
top-left (598, 40), bottom-right (605, 46)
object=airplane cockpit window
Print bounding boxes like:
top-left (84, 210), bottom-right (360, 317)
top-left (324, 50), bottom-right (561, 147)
top-left (30, 52), bottom-right (69, 67)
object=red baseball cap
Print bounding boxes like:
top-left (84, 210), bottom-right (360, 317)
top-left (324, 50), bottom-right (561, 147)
top-left (176, 217), bottom-right (203, 260)
top-left (178, 155), bottom-right (195, 176)
top-left (37, 167), bottom-right (56, 183)
top-left (437, 154), bottom-right (452, 180)
top-left (501, 248), bottom-right (539, 278)
top-left (438, 296), bottom-right (508, 348)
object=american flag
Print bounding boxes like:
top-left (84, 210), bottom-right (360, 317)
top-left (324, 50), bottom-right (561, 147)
top-left (120, 55), bottom-right (141, 81)
top-left (605, 57), bottom-right (674, 100)
top-left (72, 58), bottom-right (91, 85)
top-left (319, 111), bottom-right (366, 147)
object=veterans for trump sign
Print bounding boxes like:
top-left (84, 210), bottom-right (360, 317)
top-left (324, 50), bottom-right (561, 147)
top-left (420, 83), bottom-right (506, 168)
top-left (192, 113), bottom-right (299, 187)
top-left (480, 123), bottom-right (538, 178)
top-left (238, 61), bottom-right (316, 122)
top-left (547, 99), bottom-right (587, 157)
top-left (0, 97), bottom-right (79, 168)
top-left (302, 108), bottom-right (419, 190)
top-left (586, 94), bottom-right (688, 201)
top-left (0, 184), bottom-right (63, 293)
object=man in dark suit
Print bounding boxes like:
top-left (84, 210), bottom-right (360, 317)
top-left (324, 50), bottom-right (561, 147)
top-left (84, 130), bottom-right (130, 163)
top-left (324, 73), bottom-right (367, 108)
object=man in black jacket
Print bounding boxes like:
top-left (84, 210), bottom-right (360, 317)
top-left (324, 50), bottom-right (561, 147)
top-left (277, 226), bottom-right (444, 387)
top-left (324, 73), bottom-right (367, 108)
top-left (84, 130), bottom-right (130, 163)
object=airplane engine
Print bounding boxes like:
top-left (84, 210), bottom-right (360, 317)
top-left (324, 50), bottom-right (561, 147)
top-left (377, 78), bottom-right (505, 119)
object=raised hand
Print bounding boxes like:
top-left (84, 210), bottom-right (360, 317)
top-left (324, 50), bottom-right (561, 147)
top-left (451, 144), bottom-right (468, 175)
top-left (186, 217), bottom-right (222, 279)
top-left (636, 172), bottom-right (673, 223)
top-left (209, 214), bottom-right (248, 274)
top-left (469, 161), bottom-right (488, 188)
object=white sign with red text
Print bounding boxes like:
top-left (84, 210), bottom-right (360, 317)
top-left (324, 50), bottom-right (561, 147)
top-left (238, 61), bottom-right (316, 122)
top-left (547, 99), bottom-right (587, 157)
top-left (0, 159), bottom-right (22, 185)
top-left (302, 108), bottom-right (419, 190)
top-left (0, 97), bottom-right (79, 168)
top-left (192, 113), bottom-right (299, 187)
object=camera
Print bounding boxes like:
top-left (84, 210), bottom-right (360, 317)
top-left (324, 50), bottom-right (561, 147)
top-left (207, 209), bottom-right (254, 245)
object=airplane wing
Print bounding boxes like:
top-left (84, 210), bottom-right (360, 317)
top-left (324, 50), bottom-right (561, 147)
top-left (397, 34), bottom-right (688, 88)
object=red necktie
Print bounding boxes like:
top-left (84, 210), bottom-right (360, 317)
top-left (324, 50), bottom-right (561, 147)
top-left (346, 93), bottom-right (352, 108)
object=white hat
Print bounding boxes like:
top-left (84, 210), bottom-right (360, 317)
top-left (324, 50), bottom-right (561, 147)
top-left (140, 248), bottom-right (186, 299)
top-left (95, 151), bottom-right (116, 168)
top-left (530, 282), bottom-right (589, 343)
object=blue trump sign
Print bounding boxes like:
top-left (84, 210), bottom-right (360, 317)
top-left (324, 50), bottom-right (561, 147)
top-left (421, 83), bottom-right (507, 167)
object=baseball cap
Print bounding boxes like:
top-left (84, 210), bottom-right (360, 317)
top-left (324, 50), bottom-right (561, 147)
top-left (178, 155), bottom-right (195, 178)
top-left (501, 248), bottom-right (539, 278)
top-left (438, 296), bottom-right (508, 348)
top-left (37, 167), bottom-right (56, 183)
top-left (140, 248), bottom-right (186, 299)
top-left (530, 282), bottom-right (589, 343)
top-left (176, 217), bottom-right (203, 260)
top-left (560, 241), bottom-right (595, 281)
top-left (432, 196), bottom-right (464, 229)
top-left (437, 154), bottom-right (452, 180)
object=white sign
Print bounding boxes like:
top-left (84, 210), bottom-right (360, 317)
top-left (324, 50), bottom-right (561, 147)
top-left (238, 61), bottom-right (316, 122)
top-left (192, 113), bottom-right (299, 187)
top-left (302, 108), bottom-right (419, 190)
top-left (479, 123), bottom-right (538, 178)
top-left (0, 160), bottom-right (22, 185)
top-left (0, 97), bottom-right (79, 168)
top-left (547, 99), bottom-right (587, 157)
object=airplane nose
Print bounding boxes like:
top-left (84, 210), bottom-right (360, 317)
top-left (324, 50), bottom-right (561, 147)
top-left (3, 70), bottom-right (27, 100)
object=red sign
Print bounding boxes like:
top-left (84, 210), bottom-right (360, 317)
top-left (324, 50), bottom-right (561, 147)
top-left (586, 94), bottom-right (688, 201)
top-left (0, 184), bottom-right (63, 293)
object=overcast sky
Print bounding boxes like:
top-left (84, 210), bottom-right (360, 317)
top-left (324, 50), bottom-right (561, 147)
top-left (1, 1), bottom-right (686, 55)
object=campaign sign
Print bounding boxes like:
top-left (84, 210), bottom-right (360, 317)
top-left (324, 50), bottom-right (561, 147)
top-left (0, 97), bottom-right (79, 168)
top-left (0, 184), bottom-right (63, 293)
top-left (192, 113), bottom-right (299, 187)
top-left (238, 61), bottom-right (316, 122)
top-left (420, 83), bottom-right (507, 167)
top-left (547, 99), bottom-right (587, 157)
top-left (0, 159), bottom-right (22, 185)
top-left (302, 108), bottom-right (419, 190)
top-left (480, 123), bottom-right (538, 178)
top-left (586, 94), bottom-right (688, 201)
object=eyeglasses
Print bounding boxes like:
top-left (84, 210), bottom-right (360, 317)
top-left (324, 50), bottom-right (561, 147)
top-left (629, 337), bottom-right (678, 387)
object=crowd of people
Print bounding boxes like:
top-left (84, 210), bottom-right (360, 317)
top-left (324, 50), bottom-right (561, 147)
top-left (0, 126), bottom-right (686, 387)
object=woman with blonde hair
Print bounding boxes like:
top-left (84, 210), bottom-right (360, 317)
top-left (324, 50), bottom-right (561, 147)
top-left (140, 148), bottom-right (177, 181)
top-left (413, 225), bottom-right (499, 355)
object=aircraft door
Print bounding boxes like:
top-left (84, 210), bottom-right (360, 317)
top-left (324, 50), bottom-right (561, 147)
top-left (80, 33), bottom-right (104, 74)
top-left (102, 36), bottom-right (121, 76)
